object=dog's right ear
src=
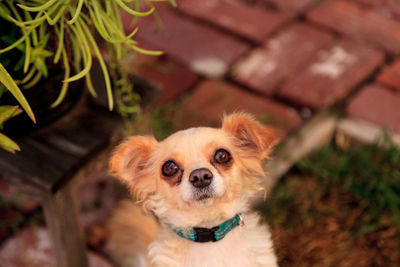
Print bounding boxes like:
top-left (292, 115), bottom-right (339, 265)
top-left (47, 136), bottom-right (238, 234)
top-left (222, 112), bottom-right (278, 160)
top-left (110, 136), bottom-right (158, 200)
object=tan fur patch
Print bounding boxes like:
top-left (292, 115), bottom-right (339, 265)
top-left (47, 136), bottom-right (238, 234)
top-left (222, 112), bottom-right (278, 160)
top-left (109, 136), bottom-right (158, 200)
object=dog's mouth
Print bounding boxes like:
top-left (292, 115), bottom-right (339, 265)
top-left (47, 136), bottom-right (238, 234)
top-left (197, 194), bottom-right (211, 201)
top-left (193, 188), bottom-right (215, 202)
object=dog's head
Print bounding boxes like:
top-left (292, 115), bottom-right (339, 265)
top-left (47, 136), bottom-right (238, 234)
top-left (110, 113), bottom-right (278, 227)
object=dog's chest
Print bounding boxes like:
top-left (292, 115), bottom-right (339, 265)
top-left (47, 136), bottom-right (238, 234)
top-left (182, 228), bottom-right (253, 267)
top-left (149, 213), bottom-right (277, 267)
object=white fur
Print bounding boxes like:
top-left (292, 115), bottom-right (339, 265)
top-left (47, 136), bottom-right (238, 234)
top-left (148, 213), bottom-right (277, 267)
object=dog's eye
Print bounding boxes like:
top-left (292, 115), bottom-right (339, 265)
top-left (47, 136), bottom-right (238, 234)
top-left (214, 149), bottom-right (231, 165)
top-left (162, 160), bottom-right (179, 177)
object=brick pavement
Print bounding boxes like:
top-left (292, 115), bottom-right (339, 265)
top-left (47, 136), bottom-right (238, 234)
top-left (131, 0), bottom-right (400, 136)
top-left (307, 0), bottom-right (400, 55)
top-left (232, 23), bottom-right (334, 96)
top-left (279, 40), bottom-right (384, 109)
top-left (377, 59), bottom-right (400, 91)
top-left (178, 79), bottom-right (302, 136)
top-left (0, 227), bottom-right (112, 267)
top-left (177, 0), bottom-right (289, 43)
top-left (347, 84), bottom-right (400, 133)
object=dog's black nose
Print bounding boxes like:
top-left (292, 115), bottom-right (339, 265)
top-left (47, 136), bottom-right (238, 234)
top-left (189, 168), bottom-right (213, 188)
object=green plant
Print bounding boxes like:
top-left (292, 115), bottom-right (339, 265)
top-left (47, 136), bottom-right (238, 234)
top-left (296, 139), bottom-right (400, 234)
top-left (0, 105), bottom-right (23, 152)
top-left (258, 138), bottom-right (400, 236)
top-left (0, 0), bottom-right (176, 152)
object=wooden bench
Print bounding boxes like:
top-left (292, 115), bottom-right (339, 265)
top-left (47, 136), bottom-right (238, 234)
top-left (0, 103), bottom-right (119, 267)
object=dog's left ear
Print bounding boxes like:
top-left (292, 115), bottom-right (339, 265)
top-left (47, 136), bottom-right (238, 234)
top-left (109, 136), bottom-right (158, 200)
top-left (222, 112), bottom-right (278, 160)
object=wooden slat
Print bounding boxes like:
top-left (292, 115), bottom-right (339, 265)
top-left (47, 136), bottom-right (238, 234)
top-left (0, 140), bottom-right (68, 192)
top-left (36, 132), bottom-right (87, 157)
top-left (0, 106), bottom-right (118, 193)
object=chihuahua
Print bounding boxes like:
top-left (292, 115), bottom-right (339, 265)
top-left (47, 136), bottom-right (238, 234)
top-left (107, 112), bottom-right (279, 267)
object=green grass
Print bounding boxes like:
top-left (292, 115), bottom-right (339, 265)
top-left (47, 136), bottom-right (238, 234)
top-left (258, 138), bottom-right (400, 236)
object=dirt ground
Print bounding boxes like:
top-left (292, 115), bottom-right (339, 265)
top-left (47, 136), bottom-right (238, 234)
top-left (272, 216), bottom-right (400, 266)
top-left (260, 175), bottom-right (400, 267)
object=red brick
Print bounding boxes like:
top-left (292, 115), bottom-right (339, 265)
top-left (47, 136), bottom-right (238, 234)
top-left (136, 8), bottom-right (250, 77)
top-left (178, 80), bottom-right (302, 136)
top-left (232, 23), bottom-right (333, 96)
top-left (347, 84), bottom-right (400, 133)
top-left (307, 0), bottom-right (400, 54)
top-left (124, 54), bottom-right (198, 105)
top-left (0, 227), bottom-right (113, 267)
top-left (278, 40), bottom-right (384, 109)
top-left (355, 0), bottom-right (400, 19)
top-left (377, 60), bottom-right (400, 91)
top-left (178, 0), bottom-right (288, 43)
top-left (264, 0), bottom-right (314, 12)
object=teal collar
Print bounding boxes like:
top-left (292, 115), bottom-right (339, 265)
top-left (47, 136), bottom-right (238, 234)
top-left (171, 214), bottom-right (244, 242)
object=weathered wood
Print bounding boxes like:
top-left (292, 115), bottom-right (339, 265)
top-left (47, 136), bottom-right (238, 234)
top-left (35, 132), bottom-right (87, 157)
top-left (0, 103), bottom-right (120, 267)
top-left (41, 182), bottom-right (88, 267)
top-left (0, 106), bottom-right (117, 193)
top-left (0, 139), bottom-right (68, 192)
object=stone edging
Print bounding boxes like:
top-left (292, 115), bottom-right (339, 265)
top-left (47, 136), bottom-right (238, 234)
top-left (263, 112), bottom-right (400, 194)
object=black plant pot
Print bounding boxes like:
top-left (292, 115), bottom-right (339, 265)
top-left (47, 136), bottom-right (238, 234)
top-left (0, 16), bottom-right (84, 137)
top-left (1, 67), bottom-right (84, 137)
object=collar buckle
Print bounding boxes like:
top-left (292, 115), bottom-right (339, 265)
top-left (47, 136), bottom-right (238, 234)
top-left (238, 213), bottom-right (244, 227)
top-left (193, 226), bottom-right (218, 242)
